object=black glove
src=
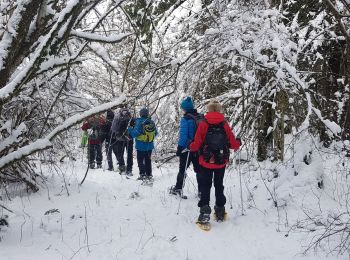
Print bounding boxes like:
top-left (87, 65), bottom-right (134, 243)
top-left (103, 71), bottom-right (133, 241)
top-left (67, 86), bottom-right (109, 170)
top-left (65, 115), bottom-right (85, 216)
top-left (236, 136), bottom-right (242, 146)
top-left (176, 146), bottom-right (184, 156)
top-left (130, 118), bottom-right (136, 127)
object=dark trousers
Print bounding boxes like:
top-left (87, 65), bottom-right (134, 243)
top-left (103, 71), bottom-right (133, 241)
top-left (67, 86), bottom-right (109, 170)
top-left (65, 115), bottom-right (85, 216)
top-left (175, 152), bottom-right (201, 192)
top-left (137, 150), bottom-right (152, 177)
top-left (116, 139), bottom-right (133, 171)
top-left (88, 143), bottom-right (102, 166)
top-left (198, 167), bottom-right (226, 208)
top-left (105, 141), bottom-right (118, 169)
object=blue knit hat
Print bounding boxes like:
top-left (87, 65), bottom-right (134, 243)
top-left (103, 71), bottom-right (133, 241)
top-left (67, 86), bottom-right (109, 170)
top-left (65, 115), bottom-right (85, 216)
top-left (180, 97), bottom-right (194, 111)
top-left (139, 108), bottom-right (149, 118)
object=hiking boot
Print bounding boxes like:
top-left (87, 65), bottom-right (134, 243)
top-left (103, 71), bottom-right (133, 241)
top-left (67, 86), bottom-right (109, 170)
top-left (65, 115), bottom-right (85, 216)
top-left (137, 175), bottom-right (146, 180)
top-left (214, 205), bottom-right (225, 221)
top-left (126, 170), bottom-right (133, 176)
top-left (107, 167), bottom-right (113, 171)
top-left (143, 176), bottom-right (153, 184)
top-left (96, 164), bottom-right (102, 169)
top-left (198, 205), bottom-right (211, 223)
top-left (118, 165), bottom-right (126, 174)
top-left (89, 164), bottom-right (95, 169)
top-left (169, 186), bottom-right (182, 196)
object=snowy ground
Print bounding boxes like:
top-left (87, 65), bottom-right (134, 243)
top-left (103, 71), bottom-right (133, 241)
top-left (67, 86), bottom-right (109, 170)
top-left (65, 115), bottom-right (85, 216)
top-left (1, 149), bottom-right (348, 260)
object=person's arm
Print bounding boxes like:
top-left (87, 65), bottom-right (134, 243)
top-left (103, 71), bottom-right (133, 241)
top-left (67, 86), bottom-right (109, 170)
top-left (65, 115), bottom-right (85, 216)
top-left (224, 122), bottom-right (240, 151)
top-left (128, 120), bottom-right (142, 138)
top-left (178, 118), bottom-right (188, 148)
top-left (190, 121), bottom-right (207, 152)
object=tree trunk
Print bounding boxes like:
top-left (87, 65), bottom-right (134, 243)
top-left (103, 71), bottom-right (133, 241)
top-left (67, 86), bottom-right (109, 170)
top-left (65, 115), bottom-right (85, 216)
top-left (272, 90), bottom-right (287, 161)
top-left (341, 43), bottom-right (350, 140)
top-left (257, 101), bottom-right (273, 161)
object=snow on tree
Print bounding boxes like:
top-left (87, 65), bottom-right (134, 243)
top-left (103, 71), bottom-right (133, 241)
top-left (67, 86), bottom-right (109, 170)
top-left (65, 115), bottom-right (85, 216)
top-left (0, 0), bottom-right (132, 191)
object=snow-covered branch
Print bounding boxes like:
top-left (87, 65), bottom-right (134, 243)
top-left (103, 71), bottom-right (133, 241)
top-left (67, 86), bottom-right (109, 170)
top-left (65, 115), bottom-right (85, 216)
top-left (0, 0), bottom-right (83, 102)
top-left (71, 30), bottom-right (133, 43)
top-left (0, 123), bottom-right (27, 154)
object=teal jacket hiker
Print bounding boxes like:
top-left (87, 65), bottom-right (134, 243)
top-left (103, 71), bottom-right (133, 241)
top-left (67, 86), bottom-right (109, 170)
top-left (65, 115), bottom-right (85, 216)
top-left (128, 117), bottom-right (157, 151)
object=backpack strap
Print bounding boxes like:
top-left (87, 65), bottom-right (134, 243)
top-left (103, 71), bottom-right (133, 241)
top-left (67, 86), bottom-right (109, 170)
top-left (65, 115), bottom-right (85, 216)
top-left (184, 113), bottom-right (194, 121)
top-left (204, 118), bottom-right (225, 127)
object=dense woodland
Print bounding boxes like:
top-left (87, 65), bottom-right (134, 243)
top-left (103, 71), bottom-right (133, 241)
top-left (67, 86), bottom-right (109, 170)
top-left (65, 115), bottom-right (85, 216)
top-left (1, 0), bottom-right (350, 257)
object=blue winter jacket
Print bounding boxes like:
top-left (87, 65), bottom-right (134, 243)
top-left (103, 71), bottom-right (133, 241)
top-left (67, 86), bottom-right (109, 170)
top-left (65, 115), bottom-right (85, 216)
top-left (178, 110), bottom-right (198, 149)
top-left (128, 117), bottom-right (157, 151)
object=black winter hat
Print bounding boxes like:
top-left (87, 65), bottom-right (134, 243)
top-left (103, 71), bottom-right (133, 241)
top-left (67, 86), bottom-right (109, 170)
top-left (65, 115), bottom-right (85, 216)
top-left (106, 109), bottom-right (114, 120)
top-left (139, 108), bottom-right (149, 118)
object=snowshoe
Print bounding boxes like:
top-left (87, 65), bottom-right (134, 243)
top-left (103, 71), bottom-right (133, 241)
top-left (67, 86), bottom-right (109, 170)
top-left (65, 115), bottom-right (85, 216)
top-left (196, 205), bottom-right (211, 231)
top-left (214, 205), bottom-right (227, 222)
top-left (141, 176), bottom-right (154, 186)
top-left (137, 175), bottom-right (146, 181)
top-left (169, 186), bottom-right (187, 199)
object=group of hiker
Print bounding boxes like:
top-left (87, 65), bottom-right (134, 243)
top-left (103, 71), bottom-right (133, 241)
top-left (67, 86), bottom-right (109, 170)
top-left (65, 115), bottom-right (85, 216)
top-left (81, 97), bottom-right (241, 224)
top-left (81, 106), bottom-right (156, 180)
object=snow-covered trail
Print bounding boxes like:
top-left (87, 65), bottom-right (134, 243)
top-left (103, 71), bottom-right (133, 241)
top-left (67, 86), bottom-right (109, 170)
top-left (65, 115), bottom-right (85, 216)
top-left (1, 159), bottom-right (339, 260)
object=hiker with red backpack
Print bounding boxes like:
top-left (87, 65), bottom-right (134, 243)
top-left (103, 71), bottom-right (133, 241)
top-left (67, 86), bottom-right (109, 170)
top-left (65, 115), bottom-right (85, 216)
top-left (82, 114), bottom-right (106, 169)
top-left (111, 106), bottom-right (134, 175)
top-left (169, 96), bottom-right (203, 198)
top-left (190, 100), bottom-right (241, 225)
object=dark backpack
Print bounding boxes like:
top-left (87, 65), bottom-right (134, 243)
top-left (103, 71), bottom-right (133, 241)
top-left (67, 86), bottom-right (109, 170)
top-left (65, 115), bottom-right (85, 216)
top-left (184, 113), bottom-right (204, 132)
top-left (88, 117), bottom-right (104, 140)
top-left (115, 109), bottom-right (131, 137)
top-left (201, 120), bottom-right (229, 164)
top-left (102, 111), bottom-right (114, 135)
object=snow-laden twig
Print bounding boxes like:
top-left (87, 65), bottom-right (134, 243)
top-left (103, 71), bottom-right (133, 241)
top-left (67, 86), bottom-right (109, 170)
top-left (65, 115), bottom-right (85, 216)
top-left (84, 205), bottom-right (90, 253)
top-left (0, 204), bottom-right (14, 213)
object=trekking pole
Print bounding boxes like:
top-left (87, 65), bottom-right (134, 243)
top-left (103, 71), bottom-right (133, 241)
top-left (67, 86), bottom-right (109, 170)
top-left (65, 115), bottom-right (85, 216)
top-left (176, 149), bottom-right (191, 215)
top-left (156, 154), bottom-right (177, 168)
top-left (238, 148), bottom-right (244, 216)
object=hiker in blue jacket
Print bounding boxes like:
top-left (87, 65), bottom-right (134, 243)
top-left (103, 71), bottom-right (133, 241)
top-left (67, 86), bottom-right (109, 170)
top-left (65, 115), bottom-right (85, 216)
top-left (128, 108), bottom-right (157, 180)
top-left (169, 96), bottom-right (202, 197)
